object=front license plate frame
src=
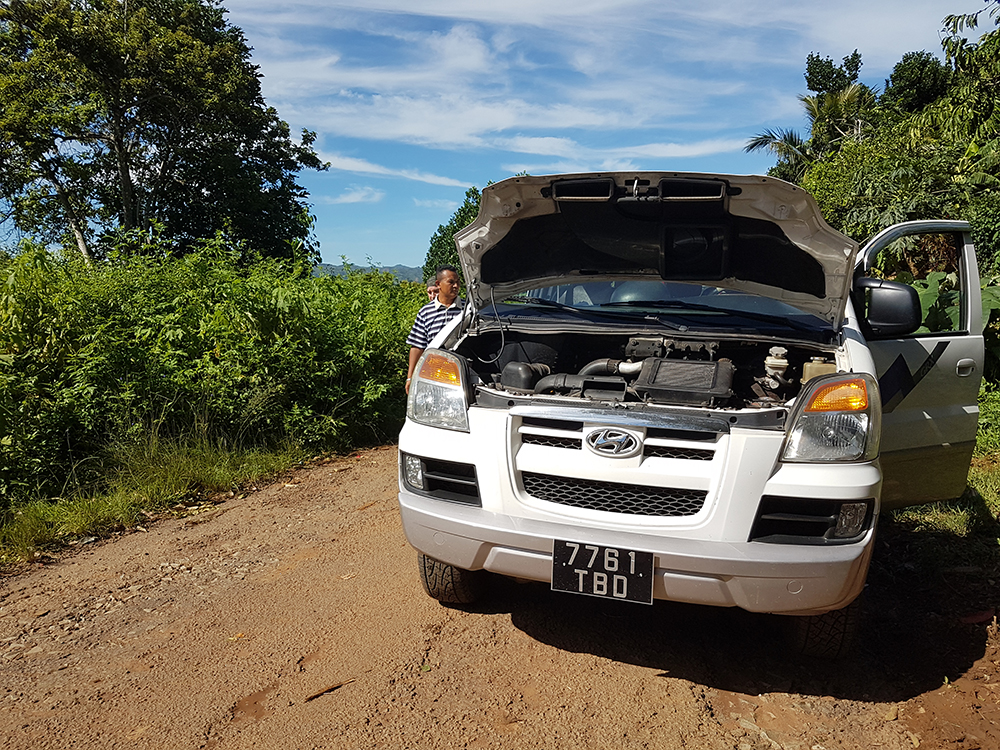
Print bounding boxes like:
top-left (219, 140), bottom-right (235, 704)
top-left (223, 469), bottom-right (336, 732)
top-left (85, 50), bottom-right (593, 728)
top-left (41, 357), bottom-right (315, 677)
top-left (551, 540), bottom-right (654, 604)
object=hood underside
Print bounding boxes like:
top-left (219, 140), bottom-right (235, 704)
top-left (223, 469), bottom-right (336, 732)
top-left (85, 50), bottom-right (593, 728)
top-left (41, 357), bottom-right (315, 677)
top-left (454, 173), bottom-right (857, 327)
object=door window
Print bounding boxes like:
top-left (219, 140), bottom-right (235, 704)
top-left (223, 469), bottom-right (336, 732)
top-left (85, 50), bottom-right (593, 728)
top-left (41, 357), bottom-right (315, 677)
top-left (864, 232), bottom-right (965, 335)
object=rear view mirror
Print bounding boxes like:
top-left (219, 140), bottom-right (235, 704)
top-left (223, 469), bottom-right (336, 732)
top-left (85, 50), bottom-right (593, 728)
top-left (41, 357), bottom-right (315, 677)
top-left (854, 277), bottom-right (921, 337)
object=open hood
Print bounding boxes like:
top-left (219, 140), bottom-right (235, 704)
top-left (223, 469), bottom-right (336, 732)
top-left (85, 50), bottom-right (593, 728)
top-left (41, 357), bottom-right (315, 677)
top-left (454, 172), bottom-right (857, 327)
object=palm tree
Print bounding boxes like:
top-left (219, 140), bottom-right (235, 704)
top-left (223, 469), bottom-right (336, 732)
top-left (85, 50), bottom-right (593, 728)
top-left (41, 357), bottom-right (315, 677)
top-left (746, 83), bottom-right (876, 182)
top-left (802, 83), bottom-right (877, 146)
top-left (744, 127), bottom-right (814, 182)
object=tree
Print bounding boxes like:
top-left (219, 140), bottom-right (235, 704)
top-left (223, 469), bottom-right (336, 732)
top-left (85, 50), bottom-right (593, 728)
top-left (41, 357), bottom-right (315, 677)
top-left (0, 0), bottom-right (326, 262)
top-left (422, 186), bottom-right (480, 284)
top-left (917, 1), bottom-right (1000, 183)
top-left (744, 82), bottom-right (875, 182)
top-left (800, 123), bottom-right (965, 241)
top-left (801, 82), bottom-right (878, 153)
top-left (749, 8), bottom-right (1000, 275)
top-left (743, 127), bottom-right (815, 182)
top-left (881, 51), bottom-right (952, 113)
top-left (804, 50), bottom-right (862, 95)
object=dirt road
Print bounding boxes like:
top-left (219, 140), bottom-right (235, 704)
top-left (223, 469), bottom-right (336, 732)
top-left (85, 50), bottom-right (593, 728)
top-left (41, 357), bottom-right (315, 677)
top-left (2, 446), bottom-right (998, 749)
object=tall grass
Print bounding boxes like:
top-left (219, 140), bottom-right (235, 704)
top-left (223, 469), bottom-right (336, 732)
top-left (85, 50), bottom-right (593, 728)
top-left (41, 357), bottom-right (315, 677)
top-left (0, 436), bottom-right (304, 563)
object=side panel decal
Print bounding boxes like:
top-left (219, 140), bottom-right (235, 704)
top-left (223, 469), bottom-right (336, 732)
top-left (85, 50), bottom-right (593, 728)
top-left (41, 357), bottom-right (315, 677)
top-left (878, 341), bottom-right (950, 413)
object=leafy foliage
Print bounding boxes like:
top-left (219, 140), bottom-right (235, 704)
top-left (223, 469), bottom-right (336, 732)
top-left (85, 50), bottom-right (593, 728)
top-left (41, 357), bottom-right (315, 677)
top-left (0, 0), bottom-right (326, 262)
top-left (800, 122), bottom-right (966, 241)
top-left (804, 50), bottom-right (862, 95)
top-left (917, 4), bottom-right (1000, 184)
top-left (0, 241), bottom-right (426, 511)
top-left (881, 51), bottom-right (952, 113)
top-left (745, 54), bottom-right (876, 181)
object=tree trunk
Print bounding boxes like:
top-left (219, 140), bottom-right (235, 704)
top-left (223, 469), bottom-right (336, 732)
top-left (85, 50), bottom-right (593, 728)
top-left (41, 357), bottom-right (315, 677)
top-left (109, 107), bottom-right (137, 230)
top-left (39, 158), bottom-right (94, 264)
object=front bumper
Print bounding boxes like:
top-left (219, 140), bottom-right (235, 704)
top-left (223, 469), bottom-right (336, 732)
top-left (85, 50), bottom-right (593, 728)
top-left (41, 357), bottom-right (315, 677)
top-left (398, 488), bottom-right (873, 615)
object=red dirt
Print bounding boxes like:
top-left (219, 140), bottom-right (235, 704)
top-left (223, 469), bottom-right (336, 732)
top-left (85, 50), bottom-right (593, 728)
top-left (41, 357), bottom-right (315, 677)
top-left (2, 445), bottom-right (998, 749)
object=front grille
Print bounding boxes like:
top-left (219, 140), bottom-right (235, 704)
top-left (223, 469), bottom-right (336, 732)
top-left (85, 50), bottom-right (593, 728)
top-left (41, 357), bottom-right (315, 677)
top-left (643, 445), bottom-right (714, 460)
top-left (521, 434), bottom-right (581, 449)
top-left (521, 417), bottom-right (584, 431)
top-left (521, 472), bottom-right (707, 517)
top-left (646, 427), bottom-right (718, 442)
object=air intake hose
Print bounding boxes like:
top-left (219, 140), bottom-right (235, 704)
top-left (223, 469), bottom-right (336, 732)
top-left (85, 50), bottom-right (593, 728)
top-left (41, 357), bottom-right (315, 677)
top-left (533, 373), bottom-right (585, 394)
top-left (577, 358), bottom-right (644, 376)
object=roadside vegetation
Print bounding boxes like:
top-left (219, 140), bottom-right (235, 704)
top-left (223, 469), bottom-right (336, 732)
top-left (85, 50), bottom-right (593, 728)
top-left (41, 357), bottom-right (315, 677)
top-left (0, 240), bottom-right (425, 563)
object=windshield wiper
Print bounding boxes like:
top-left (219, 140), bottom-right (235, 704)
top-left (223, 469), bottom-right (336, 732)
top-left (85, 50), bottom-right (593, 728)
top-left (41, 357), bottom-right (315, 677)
top-left (602, 300), bottom-right (694, 310)
top-left (600, 299), bottom-right (816, 332)
top-left (504, 296), bottom-right (583, 312)
top-left (497, 296), bottom-right (684, 329)
top-left (503, 296), bottom-right (635, 319)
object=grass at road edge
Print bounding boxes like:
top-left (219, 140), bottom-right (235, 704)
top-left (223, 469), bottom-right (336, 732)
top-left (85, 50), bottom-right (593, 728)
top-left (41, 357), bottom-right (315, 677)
top-left (0, 439), bottom-right (309, 567)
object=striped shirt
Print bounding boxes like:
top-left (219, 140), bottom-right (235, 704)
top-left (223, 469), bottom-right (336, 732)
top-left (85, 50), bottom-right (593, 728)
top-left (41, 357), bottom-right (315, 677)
top-left (406, 298), bottom-right (464, 349)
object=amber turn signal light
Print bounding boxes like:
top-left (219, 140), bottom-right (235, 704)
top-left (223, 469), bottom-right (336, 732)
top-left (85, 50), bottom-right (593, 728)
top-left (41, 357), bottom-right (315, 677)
top-left (804, 378), bottom-right (868, 412)
top-left (418, 352), bottom-right (462, 385)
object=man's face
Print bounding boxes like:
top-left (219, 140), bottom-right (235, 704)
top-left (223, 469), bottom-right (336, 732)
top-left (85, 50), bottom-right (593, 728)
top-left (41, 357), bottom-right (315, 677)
top-left (436, 271), bottom-right (460, 303)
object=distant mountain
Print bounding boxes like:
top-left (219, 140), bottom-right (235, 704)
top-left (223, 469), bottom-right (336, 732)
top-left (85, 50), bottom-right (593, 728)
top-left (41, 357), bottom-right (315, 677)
top-left (313, 263), bottom-right (423, 282)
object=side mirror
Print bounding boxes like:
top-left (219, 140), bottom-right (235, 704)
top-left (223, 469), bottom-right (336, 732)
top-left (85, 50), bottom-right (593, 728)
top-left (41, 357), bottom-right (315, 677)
top-left (854, 277), bottom-right (921, 337)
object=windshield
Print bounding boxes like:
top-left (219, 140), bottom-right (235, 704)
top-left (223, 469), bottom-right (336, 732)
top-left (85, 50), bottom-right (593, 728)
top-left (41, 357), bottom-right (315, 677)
top-left (503, 280), bottom-right (831, 333)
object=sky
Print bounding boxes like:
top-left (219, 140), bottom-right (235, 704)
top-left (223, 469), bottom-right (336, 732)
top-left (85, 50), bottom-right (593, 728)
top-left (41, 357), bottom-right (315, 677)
top-left (223, 1), bottom-right (969, 269)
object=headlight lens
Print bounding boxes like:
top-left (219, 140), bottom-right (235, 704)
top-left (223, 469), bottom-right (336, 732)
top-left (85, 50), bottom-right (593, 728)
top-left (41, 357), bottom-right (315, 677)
top-left (783, 374), bottom-right (880, 462)
top-left (407, 349), bottom-right (470, 431)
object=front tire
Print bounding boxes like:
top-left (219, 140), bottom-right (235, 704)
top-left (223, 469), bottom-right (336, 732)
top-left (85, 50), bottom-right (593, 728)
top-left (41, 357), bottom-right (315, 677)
top-left (418, 553), bottom-right (486, 605)
top-left (789, 596), bottom-right (862, 658)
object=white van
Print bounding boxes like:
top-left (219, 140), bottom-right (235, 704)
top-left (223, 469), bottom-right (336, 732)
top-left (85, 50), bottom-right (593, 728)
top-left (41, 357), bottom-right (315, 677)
top-left (397, 173), bottom-right (983, 655)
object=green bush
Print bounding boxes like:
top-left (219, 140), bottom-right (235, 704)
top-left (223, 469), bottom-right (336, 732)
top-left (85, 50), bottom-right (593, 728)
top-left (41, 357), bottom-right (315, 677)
top-left (0, 240), bottom-right (426, 511)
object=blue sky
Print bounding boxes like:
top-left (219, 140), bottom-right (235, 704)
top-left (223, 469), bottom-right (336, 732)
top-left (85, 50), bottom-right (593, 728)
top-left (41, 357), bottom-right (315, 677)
top-left (224, 1), bottom-right (966, 269)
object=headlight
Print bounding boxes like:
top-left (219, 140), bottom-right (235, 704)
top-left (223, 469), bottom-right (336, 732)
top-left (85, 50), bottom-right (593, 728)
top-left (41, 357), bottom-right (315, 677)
top-left (783, 373), bottom-right (881, 462)
top-left (407, 349), bottom-right (470, 431)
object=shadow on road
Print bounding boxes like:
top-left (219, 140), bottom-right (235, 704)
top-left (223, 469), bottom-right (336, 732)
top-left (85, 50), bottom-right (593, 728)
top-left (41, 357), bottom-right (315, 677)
top-left (477, 510), bottom-right (998, 703)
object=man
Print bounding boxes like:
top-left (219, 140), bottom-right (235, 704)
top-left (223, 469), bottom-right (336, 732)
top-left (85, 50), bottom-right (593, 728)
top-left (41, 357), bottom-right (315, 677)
top-left (406, 266), bottom-right (463, 394)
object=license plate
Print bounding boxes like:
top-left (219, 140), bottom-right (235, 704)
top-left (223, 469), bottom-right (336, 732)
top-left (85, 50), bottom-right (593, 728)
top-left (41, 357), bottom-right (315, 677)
top-left (551, 540), bottom-right (654, 604)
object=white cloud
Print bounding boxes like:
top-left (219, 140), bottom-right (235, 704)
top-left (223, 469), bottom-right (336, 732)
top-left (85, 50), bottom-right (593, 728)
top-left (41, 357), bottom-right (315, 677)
top-left (321, 152), bottom-right (469, 187)
top-left (225, 4), bottom-right (829, 155)
top-left (414, 198), bottom-right (460, 211)
top-left (496, 136), bottom-right (580, 158)
top-left (228, 0), bottom-right (642, 32)
top-left (309, 95), bottom-right (629, 148)
top-left (323, 186), bottom-right (385, 204)
top-left (607, 138), bottom-right (751, 159)
top-left (496, 136), bottom-right (749, 174)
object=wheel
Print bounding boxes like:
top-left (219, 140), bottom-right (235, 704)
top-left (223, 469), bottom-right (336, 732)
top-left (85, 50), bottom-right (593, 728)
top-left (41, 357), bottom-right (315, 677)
top-left (789, 596), bottom-right (863, 658)
top-left (418, 553), bottom-right (486, 605)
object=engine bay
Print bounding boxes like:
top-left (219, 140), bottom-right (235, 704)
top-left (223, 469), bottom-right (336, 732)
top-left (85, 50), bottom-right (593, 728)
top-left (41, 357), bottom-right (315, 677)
top-left (456, 331), bottom-right (838, 409)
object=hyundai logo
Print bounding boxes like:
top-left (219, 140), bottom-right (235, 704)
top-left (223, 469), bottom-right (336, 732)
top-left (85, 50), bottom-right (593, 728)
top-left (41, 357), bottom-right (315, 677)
top-left (585, 428), bottom-right (641, 458)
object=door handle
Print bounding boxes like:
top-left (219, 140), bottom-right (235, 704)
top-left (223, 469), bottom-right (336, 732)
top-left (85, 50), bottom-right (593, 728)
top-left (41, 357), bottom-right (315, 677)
top-left (956, 358), bottom-right (977, 377)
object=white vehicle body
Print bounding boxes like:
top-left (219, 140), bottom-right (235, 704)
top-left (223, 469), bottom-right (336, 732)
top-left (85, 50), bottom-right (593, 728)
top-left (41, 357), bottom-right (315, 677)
top-left (397, 173), bottom-right (983, 631)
